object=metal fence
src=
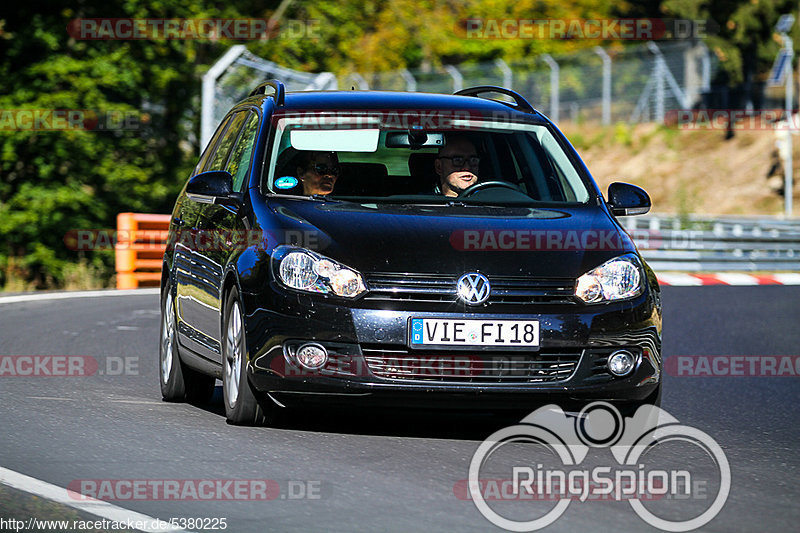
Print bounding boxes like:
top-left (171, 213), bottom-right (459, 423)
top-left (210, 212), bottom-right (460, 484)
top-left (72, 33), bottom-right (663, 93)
top-left (202, 41), bottom-right (715, 147)
top-left (358, 41), bottom-right (713, 125)
top-left (201, 46), bottom-right (338, 147)
top-left (624, 215), bottom-right (800, 272)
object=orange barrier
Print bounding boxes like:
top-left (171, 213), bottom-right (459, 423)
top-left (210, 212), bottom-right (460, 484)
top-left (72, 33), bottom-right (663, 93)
top-left (115, 213), bottom-right (171, 289)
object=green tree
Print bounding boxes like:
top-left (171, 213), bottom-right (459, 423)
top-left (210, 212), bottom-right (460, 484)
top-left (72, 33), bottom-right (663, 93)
top-left (660, 0), bottom-right (800, 86)
top-left (0, 0), bottom-right (279, 289)
top-left (250, 0), bottom-right (626, 74)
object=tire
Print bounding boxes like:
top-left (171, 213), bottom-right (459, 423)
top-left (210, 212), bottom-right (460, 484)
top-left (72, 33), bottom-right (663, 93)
top-left (222, 286), bottom-right (271, 425)
top-left (635, 383), bottom-right (662, 410)
top-left (160, 282), bottom-right (216, 404)
top-left (619, 383), bottom-right (662, 426)
top-left (645, 383), bottom-right (662, 409)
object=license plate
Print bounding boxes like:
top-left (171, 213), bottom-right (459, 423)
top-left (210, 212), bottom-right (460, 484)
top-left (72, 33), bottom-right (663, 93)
top-left (409, 318), bottom-right (539, 347)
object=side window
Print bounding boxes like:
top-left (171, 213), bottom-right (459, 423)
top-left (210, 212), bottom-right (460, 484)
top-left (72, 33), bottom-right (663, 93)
top-left (533, 129), bottom-right (589, 203)
top-left (194, 115), bottom-right (233, 176)
top-left (225, 111), bottom-right (260, 191)
top-left (206, 111), bottom-right (248, 172)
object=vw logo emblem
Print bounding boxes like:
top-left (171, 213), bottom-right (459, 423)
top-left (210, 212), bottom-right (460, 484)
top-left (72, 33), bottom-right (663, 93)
top-left (457, 273), bottom-right (491, 305)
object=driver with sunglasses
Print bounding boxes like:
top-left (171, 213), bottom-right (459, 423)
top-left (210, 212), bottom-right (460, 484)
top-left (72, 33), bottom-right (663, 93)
top-left (433, 135), bottom-right (480, 197)
top-left (297, 151), bottom-right (340, 196)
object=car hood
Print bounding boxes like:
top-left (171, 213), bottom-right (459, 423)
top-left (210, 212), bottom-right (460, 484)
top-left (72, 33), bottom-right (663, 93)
top-left (266, 198), bottom-right (636, 279)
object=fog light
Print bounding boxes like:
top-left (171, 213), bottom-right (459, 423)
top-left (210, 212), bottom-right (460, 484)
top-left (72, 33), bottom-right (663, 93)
top-left (607, 350), bottom-right (636, 377)
top-left (295, 343), bottom-right (328, 370)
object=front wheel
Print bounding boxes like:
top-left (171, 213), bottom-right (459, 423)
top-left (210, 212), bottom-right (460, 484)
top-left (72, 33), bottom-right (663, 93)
top-left (619, 384), bottom-right (662, 426)
top-left (222, 286), bottom-right (272, 425)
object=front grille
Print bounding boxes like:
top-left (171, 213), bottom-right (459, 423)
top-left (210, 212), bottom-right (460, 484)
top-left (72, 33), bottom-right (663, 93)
top-left (365, 273), bottom-right (454, 302)
top-left (362, 346), bottom-right (582, 383)
top-left (318, 352), bottom-right (358, 377)
top-left (364, 273), bottom-right (576, 305)
top-left (589, 353), bottom-right (610, 380)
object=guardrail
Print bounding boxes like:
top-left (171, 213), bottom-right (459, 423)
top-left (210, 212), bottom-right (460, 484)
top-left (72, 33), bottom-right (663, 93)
top-left (114, 213), bottom-right (170, 289)
top-left (622, 215), bottom-right (800, 272)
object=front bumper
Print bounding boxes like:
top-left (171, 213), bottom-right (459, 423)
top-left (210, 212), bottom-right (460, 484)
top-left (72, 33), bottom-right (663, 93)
top-left (241, 285), bottom-right (662, 409)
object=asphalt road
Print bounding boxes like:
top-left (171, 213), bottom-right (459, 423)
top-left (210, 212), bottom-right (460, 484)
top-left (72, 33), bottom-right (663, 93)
top-left (0, 286), bottom-right (798, 532)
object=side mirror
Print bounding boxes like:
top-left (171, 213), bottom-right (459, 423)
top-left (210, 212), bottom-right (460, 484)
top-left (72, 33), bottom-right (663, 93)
top-left (186, 170), bottom-right (241, 207)
top-left (607, 182), bottom-right (651, 216)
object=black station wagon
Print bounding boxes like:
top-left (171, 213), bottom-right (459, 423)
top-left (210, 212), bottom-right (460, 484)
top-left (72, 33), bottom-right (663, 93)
top-left (159, 80), bottom-right (662, 425)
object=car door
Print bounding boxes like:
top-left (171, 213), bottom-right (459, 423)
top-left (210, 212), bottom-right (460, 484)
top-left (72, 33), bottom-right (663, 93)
top-left (174, 114), bottom-right (234, 344)
top-left (191, 110), bottom-right (261, 362)
top-left (177, 111), bottom-right (247, 359)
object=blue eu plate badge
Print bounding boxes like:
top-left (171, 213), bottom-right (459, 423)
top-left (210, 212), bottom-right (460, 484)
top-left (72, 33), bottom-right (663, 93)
top-left (411, 319), bottom-right (423, 344)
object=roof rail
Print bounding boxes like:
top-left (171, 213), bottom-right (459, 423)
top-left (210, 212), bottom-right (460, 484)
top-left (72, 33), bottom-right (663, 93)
top-left (249, 79), bottom-right (286, 105)
top-left (454, 85), bottom-right (535, 114)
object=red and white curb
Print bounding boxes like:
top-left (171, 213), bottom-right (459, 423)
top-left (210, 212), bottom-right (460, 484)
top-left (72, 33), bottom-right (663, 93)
top-left (656, 273), bottom-right (800, 286)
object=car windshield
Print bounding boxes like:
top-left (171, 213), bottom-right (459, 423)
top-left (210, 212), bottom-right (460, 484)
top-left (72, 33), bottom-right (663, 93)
top-left (265, 113), bottom-right (592, 205)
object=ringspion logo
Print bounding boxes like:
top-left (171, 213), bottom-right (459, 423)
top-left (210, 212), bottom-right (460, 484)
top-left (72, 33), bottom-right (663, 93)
top-left (467, 403), bottom-right (730, 531)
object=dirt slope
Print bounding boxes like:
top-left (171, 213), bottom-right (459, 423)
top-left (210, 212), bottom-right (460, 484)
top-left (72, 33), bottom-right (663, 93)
top-left (561, 122), bottom-right (800, 217)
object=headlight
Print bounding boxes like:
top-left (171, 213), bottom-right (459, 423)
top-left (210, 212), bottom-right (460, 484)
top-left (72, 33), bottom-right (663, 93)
top-left (575, 254), bottom-right (642, 303)
top-left (273, 246), bottom-right (366, 298)
top-left (279, 252), bottom-right (318, 289)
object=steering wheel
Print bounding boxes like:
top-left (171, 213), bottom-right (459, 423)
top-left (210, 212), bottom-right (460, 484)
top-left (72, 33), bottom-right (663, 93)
top-left (458, 181), bottom-right (519, 198)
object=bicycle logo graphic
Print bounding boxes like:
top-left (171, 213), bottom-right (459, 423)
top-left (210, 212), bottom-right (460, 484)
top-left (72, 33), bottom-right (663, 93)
top-left (468, 402), bottom-right (730, 532)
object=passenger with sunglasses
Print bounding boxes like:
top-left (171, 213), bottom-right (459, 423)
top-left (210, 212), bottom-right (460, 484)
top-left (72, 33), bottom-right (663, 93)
top-left (297, 151), bottom-right (340, 196)
top-left (433, 135), bottom-right (480, 197)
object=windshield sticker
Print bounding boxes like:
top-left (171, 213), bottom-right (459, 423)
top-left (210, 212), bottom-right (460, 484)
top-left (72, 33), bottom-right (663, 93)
top-left (275, 176), bottom-right (299, 189)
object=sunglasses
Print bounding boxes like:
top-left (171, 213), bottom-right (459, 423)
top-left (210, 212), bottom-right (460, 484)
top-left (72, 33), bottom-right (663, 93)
top-left (309, 163), bottom-right (340, 176)
top-left (438, 155), bottom-right (480, 167)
